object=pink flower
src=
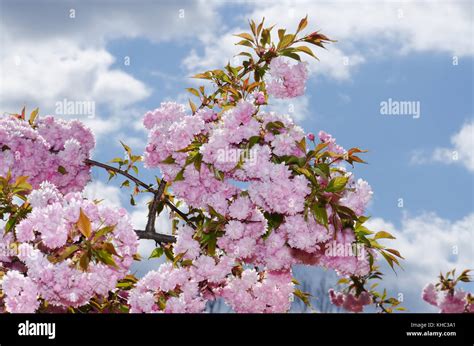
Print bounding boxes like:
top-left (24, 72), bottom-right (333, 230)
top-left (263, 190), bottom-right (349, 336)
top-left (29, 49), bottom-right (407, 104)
top-left (0, 115), bottom-right (94, 193)
top-left (128, 263), bottom-right (206, 313)
top-left (422, 283), bottom-right (472, 313)
top-left (253, 91), bottom-right (265, 105)
top-left (318, 130), bottom-right (346, 155)
top-left (2, 270), bottom-right (39, 313)
top-left (329, 289), bottom-right (372, 313)
top-left (266, 57), bottom-right (308, 99)
top-left (11, 184), bottom-right (138, 308)
top-left (173, 225), bottom-right (201, 260)
top-left (222, 269), bottom-right (294, 313)
top-left (422, 283), bottom-right (438, 306)
top-left (340, 178), bottom-right (373, 216)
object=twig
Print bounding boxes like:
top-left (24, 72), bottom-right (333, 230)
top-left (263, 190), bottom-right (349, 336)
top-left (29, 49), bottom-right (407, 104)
top-left (85, 159), bottom-right (154, 193)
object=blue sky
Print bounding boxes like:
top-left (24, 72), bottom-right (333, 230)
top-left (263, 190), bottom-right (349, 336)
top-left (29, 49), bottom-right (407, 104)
top-left (1, 0), bottom-right (473, 312)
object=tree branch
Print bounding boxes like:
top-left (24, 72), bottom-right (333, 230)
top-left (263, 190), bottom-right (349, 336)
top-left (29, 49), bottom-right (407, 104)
top-left (84, 158), bottom-right (195, 243)
top-left (135, 229), bottom-right (176, 243)
top-left (145, 179), bottom-right (165, 234)
top-left (85, 158), bottom-right (154, 193)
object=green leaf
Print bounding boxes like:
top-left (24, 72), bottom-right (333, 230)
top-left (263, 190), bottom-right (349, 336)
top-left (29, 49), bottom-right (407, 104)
top-left (326, 176), bottom-right (349, 193)
top-left (265, 121), bottom-right (285, 133)
top-left (103, 242), bottom-right (119, 256)
top-left (186, 88), bottom-right (200, 97)
top-left (192, 72), bottom-right (212, 80)
top-left (120, 141), bottom-right (132, 156)
top-left (278, 28), bottom-right (286, 41)
top-left (77, 208), bottom-right (92, 238)
top-left (296, 137), bottom-right (306, 153)
top-left (189, 99), bottom-right (197, 113)
top-left (385, 248), bottom-right (403, 258)
top-left (149, 247), bottom-right (164, 259)
top-left (93, 225), bottom-right (116, 241)
top-left (296, 16), bottom-right (308, 33)
top-left (161, 155), bottom-right (176, 164)
top-left (313, 163), bottom-right (330, 178)
top-left (234, 32), bottom-right (254, 42)
top-left (29, 107), bottom-right (39, 125)
top-left (337, 278), bottom-right (349, 285)
top-left (174, 169), bottom-right (185, 182)
top-left (95, 249), bottom-right (118, 268)
top-left (194, 152), bottom-right (203, 172)
top-left (280, 50), bottom-right (300, 61)
top-left (79, 252), bottom-right (90, 271)
top-left (278, 34), bottom-right (295, 50)
top-left (381, 251), bottom-right (399, 272)
top-left (294, 288), bottom-right (311, 306)
top-left (57, 245), bottom-right (80, 261)
top-left (311, 204), bottom-right (328, 228)
top-left (110, 158), bottom-right (124, 164)
top-left (260, 28), bottom-right (271, 46)
top-left (295, 46), bottom-right (317, 59)
top-left (264, 212), bottom-right (285, 231)
top-left (57, 166), bottom-right (68, 175)
top-left (374, 231), bottom-right (396, 240)
top-left (164, 247), bottom-right (175, 262)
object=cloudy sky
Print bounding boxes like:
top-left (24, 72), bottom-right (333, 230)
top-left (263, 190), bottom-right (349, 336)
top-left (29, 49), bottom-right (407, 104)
top-left (1, 0), bottom-right (473, 312)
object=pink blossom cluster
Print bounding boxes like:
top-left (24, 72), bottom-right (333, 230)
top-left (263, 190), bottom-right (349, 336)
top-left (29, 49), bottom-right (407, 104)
top-left (318, 130), bottom-right (346, 155)
top-left (0, 115), bottom-right (94, 193)
top-left (140, 89), bottom-right (375, 312)
top-left (340, 177), bottom-right (373, 216)
top-left (259, 112), bottom-right (306, 158)
top-left (1, 20), bottom-right (389, 315)
top-left (317, 229), bottom-right (371, 277)
top-left (1, 270), bottom-right (39, 313)
top-left (128, 263), bottom-right (206, 313)
top-left (136, 49), bottom-right (377, 313)
top-left (0, 182), bottom-right (138, 311)
top-left (422, 283), bottom-right (473, 313)
top-left (217, 199), bottom-right (268, 260)
top-left (328, 289), bottom-right (372, 313)
top-left (143, 102), bottom-right (205, 169)
top-left (266, 57), bottom-right (308, 99)
top-left (221, 269), bottom-right (294, 313)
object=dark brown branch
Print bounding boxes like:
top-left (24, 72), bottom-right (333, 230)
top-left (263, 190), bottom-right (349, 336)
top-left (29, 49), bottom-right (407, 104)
top-left (145, 179), bottom-right (166, 234)
top-left (84, 158), bottom-right (196, 243)
top-left (85, 158), bottom-right (154, 193)
top-left (135, 229), bottom-right (176, 243)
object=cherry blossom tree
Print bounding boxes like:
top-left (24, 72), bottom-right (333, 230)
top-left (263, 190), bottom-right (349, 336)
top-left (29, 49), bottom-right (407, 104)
top-left (422, 269), bottom-right (473, 313)
top-left (0, 17), bottom-right (409, 313)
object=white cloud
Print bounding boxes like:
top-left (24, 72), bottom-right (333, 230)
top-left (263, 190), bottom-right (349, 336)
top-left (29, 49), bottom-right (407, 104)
top-left (410, 121), bottom-right (474, 172)
top-left (0, 0), bottom-right (223, 139)
top-left (84, 181), bottom-right (122, 207)
top-left (264, 95), bottom-right (310, 122)
top-left (182, 0), bottom-right (473, 81)
top-left (366, 212), bottom-right (474, 311)
top-left (248, 0), bottom-right (473, 57)
top-left (0, 0), bottom-right (222, 46)
top-left (0, 39), bottom-right (150, 113)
